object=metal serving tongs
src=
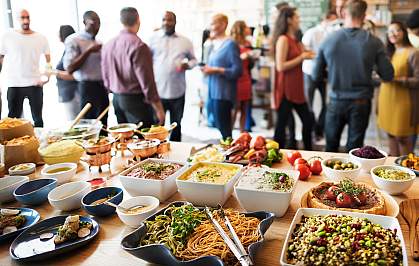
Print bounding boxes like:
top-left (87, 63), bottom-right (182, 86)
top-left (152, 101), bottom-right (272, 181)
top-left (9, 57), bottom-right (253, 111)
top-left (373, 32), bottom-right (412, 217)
top-left (204, 206), bottom-right (253, 266)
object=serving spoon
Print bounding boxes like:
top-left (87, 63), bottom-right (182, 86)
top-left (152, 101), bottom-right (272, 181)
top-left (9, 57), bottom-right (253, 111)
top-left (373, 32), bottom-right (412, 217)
top-left (103, 201), bottom-right (144, 213)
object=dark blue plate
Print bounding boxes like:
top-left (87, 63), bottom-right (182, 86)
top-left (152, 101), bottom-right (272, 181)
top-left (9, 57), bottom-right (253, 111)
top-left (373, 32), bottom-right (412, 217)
top-left (10, 215), bottom-right (99, 262)
top-left (121, 201), bottom-right (275, 266)
top-left (0, 207), bottom-right (40, 243)
top-left (394, 155), bottom-right (419, 176)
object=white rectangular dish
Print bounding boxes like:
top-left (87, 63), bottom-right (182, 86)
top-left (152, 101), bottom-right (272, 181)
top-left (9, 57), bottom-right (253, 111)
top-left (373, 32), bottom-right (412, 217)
top-left (235, 168), bottom-right (299, 217)
top-left (280, 208), bottom-right (408, 266)
top-left (176, 162), bottom-right (242, 207)
top-left (119, 158), bottom-right (188, 202)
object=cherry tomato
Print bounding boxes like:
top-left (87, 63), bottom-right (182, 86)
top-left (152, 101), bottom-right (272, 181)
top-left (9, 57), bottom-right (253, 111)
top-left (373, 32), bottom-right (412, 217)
top-left (324, 185), bottom-right (340, 201)
top-left (295, 164), bottom-right (311, 181)
top-left (309, 160), bottom-right (322, 175)
top-left (336, 192), bottom-right (352, 208)
top-left (294, 158), bottom-right (308, 166)
top-left (287, 151), bottom-right (302, 166)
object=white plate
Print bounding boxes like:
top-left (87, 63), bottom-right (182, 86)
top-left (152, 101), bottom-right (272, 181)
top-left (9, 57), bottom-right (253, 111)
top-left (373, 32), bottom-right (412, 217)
top-left (280, 208), bottom-right (408, 266)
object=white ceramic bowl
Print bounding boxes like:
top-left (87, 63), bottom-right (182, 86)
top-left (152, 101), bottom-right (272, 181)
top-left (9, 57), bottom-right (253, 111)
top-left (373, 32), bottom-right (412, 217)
top-left (0, 175), bottom-right (30, 203)
top-left (322, 157), bottom-right (361, 182)
top-left (349, 148), bottom-right (388, 172)
top-left (8, 163), bottom-right (36, 176)
top-left (119, 159), bottom-right (187, 201)
top-left (48, 181), bottom-right (91, 211)
top-left (176, 162), bottom-right (242, 207)
top-left (280, 208), bottom-right (408, 266)
top-left (235, 168), bottom-right (299, 217)
top-left (41, 163), bottom-right (77, 185)
top-left (116, 196), bottom-right (160, 228)
top-left (370, 165), bottom-right (415, 195)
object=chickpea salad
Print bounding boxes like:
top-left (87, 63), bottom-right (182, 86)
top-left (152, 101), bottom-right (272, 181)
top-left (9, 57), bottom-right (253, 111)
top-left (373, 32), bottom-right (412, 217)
top-left (286, 215), bottom-right (403, 265)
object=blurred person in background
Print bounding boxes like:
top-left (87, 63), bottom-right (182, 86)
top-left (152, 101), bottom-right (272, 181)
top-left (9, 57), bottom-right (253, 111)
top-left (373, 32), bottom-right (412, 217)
top-left (149, 11), bottom-right (196, 141)
top-left (406, 9), bottom-right (419, 150)
top-left (52, 25), bottom-right (79, 120)
top-left (230, 20), bottom-right (253, 133)
top-left (272, 7), bottom-right (314, 150)
top-left (313, 0), bottom-right (394, 152)
top-left (201, 14), bottom-right (242, 140)
top-left (64, 11), bottom-right (109, 126)
top-left (101, 7), bottom-right (164, 127)
top-left (378, 21), bottom-right (419, 156)
top-left (0, 9), bottom-right (50, 127)
top-left (302, 11), bottom-right (337, 141)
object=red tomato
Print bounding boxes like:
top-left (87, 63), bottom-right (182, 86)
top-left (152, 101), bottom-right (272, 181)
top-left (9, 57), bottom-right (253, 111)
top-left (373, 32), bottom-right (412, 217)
top-left (324, 185), bottom-right (340, 201)
top-left (287, 151), bottom-right (302, 166)
top-left (295, 164), bottom-right (311, 181)
top-left (353, 192), bottom-right (367, 206)
top-left (294, 158), bottom-right (308, 166)
top-left (336, 192), bottom-right (352, 208)
top-left (309, 160), bottom-right (322, 175)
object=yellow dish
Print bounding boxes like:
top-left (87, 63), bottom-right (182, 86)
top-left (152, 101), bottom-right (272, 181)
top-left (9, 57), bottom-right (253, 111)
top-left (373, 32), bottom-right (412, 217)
top-left (180, 164), bottom-right (238, 184)
top-left (39, 140), bottom-right (84, 164)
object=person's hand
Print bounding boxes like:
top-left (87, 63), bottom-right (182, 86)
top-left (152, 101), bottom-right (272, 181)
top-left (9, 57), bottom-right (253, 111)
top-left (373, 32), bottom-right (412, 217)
top-left (240, 52), bottom-right (250, 60)
top-left (201, 65), bottom-right (223, 75)
top-left (36, 77), bottom-right (49, 87)
top-left (177, 62), bottom-right (189, 72)
top-left (393, 77), bottom-right (406, 84)
top-left (156, 106), bottom-right (166, 125)
top-left (87, 43), bottom-right (102, 53)
top-left (301, 51), bottom-right (315, 60)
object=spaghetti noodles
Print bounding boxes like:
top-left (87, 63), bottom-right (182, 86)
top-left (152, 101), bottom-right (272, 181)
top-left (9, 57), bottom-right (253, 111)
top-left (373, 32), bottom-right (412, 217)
top-left (178, 209), bottom-right (260, 265)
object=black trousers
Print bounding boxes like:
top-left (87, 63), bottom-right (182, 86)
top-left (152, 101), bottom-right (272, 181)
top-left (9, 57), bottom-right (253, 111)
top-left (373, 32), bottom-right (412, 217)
top-left (304, 74), bottom-right (326, 137)
top-left (161, 95), bottom-right (185, 142)
top-left (78, 81), bottom-right (109, 126)
top-left (274, 98), bottom-right (313, 150)
top-left (113, 93), bottom-right (155, 128)
top-left (7, 86), bottom-right (43, 127)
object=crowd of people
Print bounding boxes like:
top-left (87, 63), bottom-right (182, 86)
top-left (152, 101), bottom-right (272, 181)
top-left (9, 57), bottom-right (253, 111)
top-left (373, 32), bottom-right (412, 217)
top-left (0, 0), bottom-right (417, 155)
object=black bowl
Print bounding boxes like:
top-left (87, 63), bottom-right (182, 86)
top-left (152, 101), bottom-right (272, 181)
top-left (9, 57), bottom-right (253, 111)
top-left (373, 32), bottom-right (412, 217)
top-left (394, 155), bottom-right (419, 176)
top-left (121, 201), bottom-right (275, 265)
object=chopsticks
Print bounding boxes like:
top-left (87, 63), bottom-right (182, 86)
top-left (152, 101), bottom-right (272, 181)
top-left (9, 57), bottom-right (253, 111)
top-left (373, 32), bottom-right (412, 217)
top-left (204, 206), bottom-right (253, 266)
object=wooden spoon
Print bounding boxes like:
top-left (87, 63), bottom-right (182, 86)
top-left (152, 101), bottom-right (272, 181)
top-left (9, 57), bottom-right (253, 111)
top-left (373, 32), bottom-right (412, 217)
top-left (68, 102), bottom-right (92, 130)
top-left (399, 199), bottom-right (419, 261)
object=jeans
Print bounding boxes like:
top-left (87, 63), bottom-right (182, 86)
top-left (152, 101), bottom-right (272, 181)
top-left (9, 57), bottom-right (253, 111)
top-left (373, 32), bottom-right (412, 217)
top-left (7, 86), bottom-right (43, 127)
top-left (325, 99), bottom-right (371, 152)
top-left (161, 95), bottom-right (185, 142)
top-left (212, 99), bottom-right (233, 140)
top-left (79, 81), bottom-right (109, 126)
top-left (304, 74), bottom-right (326, 137)
top-left (274, 98), bottom-right (313, 150)
top-left (113, 93), bottom-right (154, 128)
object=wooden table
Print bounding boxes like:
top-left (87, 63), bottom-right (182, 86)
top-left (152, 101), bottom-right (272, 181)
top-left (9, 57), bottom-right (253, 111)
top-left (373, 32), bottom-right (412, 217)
top-left (0, 142), bottom-right (418, 265)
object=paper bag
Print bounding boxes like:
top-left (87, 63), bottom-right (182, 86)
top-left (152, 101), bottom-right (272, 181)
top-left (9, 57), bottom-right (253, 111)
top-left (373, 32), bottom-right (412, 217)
top-left (0, 119), bottom-right (35, 143)
top-left (4, 138), bottom-right (42, 169)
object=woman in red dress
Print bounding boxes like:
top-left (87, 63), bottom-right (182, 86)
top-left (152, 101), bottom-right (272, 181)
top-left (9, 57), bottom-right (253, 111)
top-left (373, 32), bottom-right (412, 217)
top-left (231, 20), bottom-right (253, 132)
top-left (271, 7), bottom-right (314, 150)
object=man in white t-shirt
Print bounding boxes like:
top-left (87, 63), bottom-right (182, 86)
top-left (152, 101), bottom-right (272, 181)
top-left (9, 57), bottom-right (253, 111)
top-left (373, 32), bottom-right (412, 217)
top-left (302, 11), bottom-right (337, 140)
top-left (0, 9), bottom-right (51, 127)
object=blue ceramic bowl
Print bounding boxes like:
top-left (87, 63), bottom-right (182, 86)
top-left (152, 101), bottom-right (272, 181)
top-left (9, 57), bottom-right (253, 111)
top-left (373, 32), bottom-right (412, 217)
top-left (82, 186), bottom-right (123, 217)
top-left (13, 178), bottom-right (57, 206)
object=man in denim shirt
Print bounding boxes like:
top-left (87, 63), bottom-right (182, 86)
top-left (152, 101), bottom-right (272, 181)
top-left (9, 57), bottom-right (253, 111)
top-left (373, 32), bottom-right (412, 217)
top-left (313, 0), bottom-right (394, 152)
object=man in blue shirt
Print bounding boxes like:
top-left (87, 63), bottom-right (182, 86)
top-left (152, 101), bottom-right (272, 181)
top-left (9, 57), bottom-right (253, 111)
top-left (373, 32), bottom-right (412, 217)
top-left (149, 11), bottom-right (196, 141)
top-left (313, 0), bottom-right (394, 152)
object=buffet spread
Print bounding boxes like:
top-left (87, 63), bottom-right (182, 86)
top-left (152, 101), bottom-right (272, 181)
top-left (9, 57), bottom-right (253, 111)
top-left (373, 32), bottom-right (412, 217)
top-left (0, 117), bottom-right (418, 266)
